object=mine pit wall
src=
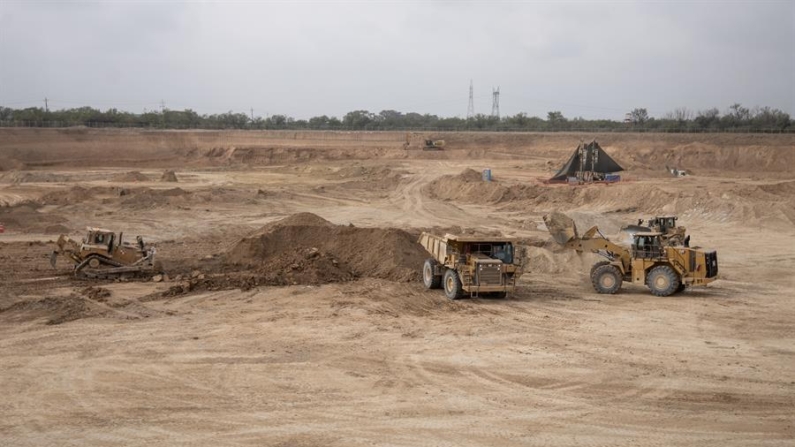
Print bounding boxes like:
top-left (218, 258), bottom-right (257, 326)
top-left (0, 128), bottom-right (793, 173)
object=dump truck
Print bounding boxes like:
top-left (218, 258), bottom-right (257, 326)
top-left (418, 232), bottom-right (523, 299)
top-left (51, 227), bottom-right (160, 279)
top-left (543, 212), bottom-right (718, 296)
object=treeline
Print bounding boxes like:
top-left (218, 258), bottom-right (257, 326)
top-left (0, 104), bottom-right (791, 132)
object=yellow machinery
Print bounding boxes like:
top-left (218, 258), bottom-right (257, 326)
top-left (544, 213), bottom-right (718, 296)
top-left (51, 227), bottom-right (160, 279)
top-left (418, 232), bottom-right (524, 299)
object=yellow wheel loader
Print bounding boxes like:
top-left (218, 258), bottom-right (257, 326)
top-left (418, 232), bottom-right (524, 299)
top-left (51, 228), bottom-right (161, 279)
top-left (544, 212), bottom-right (718, 296)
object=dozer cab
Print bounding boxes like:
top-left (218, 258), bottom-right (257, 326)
top-left (423, 139), bottom-right (445, 151)
top-left (543, 212), bottom-right (718, 296)
top-left (51, 228), bottom-right (160, 279)
top-left (418, 232), bottom-right (524, 299)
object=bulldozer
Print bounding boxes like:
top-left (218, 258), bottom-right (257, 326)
top-left (543, 212), bottom-right (718, 296)
top-left (51, 227), bottom-right (160, 279)
top-left (423, 139), bottom-right (445, 150)
top-left (418, 232), bottom-right (524, 299)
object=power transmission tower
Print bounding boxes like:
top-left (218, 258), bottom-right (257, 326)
top-left (491, 87), bottom-right (500, 119)
top-left (467, 80), bottom-right (475, 119)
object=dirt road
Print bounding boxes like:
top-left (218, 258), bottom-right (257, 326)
top-left (0, 129), bottom-right (793, 446)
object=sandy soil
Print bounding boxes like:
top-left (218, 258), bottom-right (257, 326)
top-left (0, 129), bottom-right (793, 446)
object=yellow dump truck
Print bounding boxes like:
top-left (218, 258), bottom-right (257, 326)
top-left (418, 232), bottom-right (524, 299)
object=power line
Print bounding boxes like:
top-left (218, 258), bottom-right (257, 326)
top-left (491, 87), bottom-right (500, 119)
top-left (467, 80), bottom-right (475, 119)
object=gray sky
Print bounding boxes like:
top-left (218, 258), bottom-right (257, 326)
top-left (1, 1), bottom-right (793, 120)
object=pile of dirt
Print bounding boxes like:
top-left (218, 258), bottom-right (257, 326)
top-left (0, 202), bottom-right (68, 233)
top-left (0, 295), bottom-right (100, 325)
top-left (424, 169), bottom-right (539, 204)
top-left (225, 213), bottom-right (427, 285)
top-left (39, 185), bottom-right (122, 205)
top-left (117, 187), bottom-right (192, 208)
top-left (111, 171), bottom-right (150, 182)
top-left (332, 165), bottom-right (406, 191)
top-left (160, 170), bottom-right (179, 182)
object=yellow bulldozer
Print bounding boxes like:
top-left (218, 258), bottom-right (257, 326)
top-left (544, 212), bottom-right (718, 296)
top-left (418, 232), bottom-right (524, 299)
top-left (51, 227), bottom-right (160, 279)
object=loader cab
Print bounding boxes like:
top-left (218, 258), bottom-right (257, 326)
top-left (648, 216), bottom-right (677, 233)
top-left (632, 232), bottom-right (665, 259)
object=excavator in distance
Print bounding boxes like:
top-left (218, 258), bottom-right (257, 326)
top-left (544, 212), bottom-right (718, 296)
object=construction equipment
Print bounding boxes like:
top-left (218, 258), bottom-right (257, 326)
top-left (543, 212), bottom-right (718, 296)
top-left (51, 227), bottom-right (160, 279)
top-left (626, 216), bottom-right (689, 247)
top-left (423, 139), bottom-right (445, 150)
top-left (418, 232), bottom-right (524, 299)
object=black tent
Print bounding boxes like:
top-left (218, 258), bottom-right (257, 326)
top-left (549, 140), bottom-right (624, 182)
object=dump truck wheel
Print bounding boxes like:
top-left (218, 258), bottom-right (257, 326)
top-left (443, 269), bottom-right (464, 300)
top-left (591, 263), bottom-right (622, 294)
top-left (647, 265), bottom-right (680, 297)
top-left (423, 259), bottom-right (442, 289)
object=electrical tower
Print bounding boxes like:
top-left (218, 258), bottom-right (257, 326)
top-left (491, 87), bottom-right (500, 119)
top-left (467, 80), bottom-right (475, 119)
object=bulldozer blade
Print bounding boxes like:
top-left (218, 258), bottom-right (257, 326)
top-left (543, 212), bottom-right (579, 245)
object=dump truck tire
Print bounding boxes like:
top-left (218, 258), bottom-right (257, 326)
top-left (647, 265), bottom-right (680, 297)
top-left (443, 269), bottom-right (464, 300)
top-left (423, 258), bottom-right (442, 289)
top-left (591, 263), bottom-right (622, 294)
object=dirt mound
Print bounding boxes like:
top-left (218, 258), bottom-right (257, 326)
top-left (225, 213), bottom-right (427, 285)
top-left (759, 180), bottom-right (795, 196)
top-left (111, 171), bottom-right (150, 182)
top-left (160, 170), bottom-right (179, 182)
top-left (0, 295), bottom-right (99, 325)
top-left (117, 187), bottom-right (191, 208)
top-left (39, 185), bottom-right (122, 205)
top-left (0, 202), bottom-right (68, 233)
top-left (425, 169), bottom-right (539, 204)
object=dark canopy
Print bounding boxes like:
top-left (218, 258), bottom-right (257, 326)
top-left (549, 140), bottom-right (624, 181)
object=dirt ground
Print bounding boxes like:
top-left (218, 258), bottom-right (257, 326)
top-left (1, 129), bottom-right (793, 446)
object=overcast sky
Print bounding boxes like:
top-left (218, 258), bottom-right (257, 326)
top-left (1, 1), bottom-right (793, 120)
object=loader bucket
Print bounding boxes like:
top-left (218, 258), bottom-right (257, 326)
top-left (543, 212), bottom-right (579, 245)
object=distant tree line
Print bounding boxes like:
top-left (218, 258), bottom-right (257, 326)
top-left (0, 103), bottom-right (791, 133)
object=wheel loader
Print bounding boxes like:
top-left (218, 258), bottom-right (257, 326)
top-left (51, 228), bottom-right (160, 279)
top-left (418, 232), bottom-right (524, 299)
top-left (543, 212), bottom-right (718, 296)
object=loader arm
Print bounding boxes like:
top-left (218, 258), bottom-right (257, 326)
top-left (544, 212), bottom-right (632, 272)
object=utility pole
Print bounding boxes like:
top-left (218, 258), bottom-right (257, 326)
top-left (44, 97), bottom-right (48, 112)
top-left (491, 87), bottom-right (500, 119)
top-left (467, 80), bottom-right (475, 119)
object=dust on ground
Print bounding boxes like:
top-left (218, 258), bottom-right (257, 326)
top-left (0, 129), bottom-right (793, 446)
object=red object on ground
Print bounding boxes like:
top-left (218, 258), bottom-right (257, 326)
top-left (0, 223), bottom-right (5, 233)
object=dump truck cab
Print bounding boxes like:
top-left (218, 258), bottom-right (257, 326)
top-left (418, 233), bottom-right (523, 299)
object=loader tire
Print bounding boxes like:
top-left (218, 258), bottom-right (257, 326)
top-left (591, 263), bottom-right (622, 294)
top-left (443, 269), bottom-right (464, 300)
top-left (423, 258), bottom-right (442, 289)
top-left (647, 265), bottom-right (680, 297)
top-left (590, 261), bottom-right (612, 278)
